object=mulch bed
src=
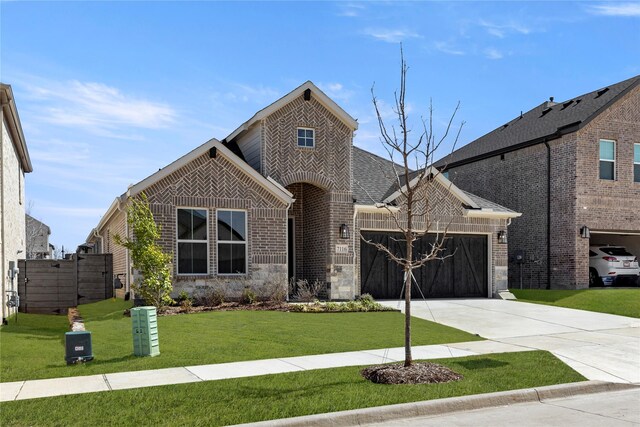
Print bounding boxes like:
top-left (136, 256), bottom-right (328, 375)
top-left (154, 302), bottom-right (291, 316)
top-left (361, 362), bottom-right (463, 385)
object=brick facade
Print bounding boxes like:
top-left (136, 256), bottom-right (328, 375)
top-left (447, 84), bottom-right (640, 289)
top-left (91, 83), bottom-right (514, 300)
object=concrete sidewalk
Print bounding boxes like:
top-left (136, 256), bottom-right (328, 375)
top-left (380, 299), bottom-right (640, 384)
top-left (1, 339), bottom-right (530, 402)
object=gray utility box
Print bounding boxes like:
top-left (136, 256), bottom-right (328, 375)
top-left (65, 331), bottom-right (94, 364)
top-left (131, 306), bottom-right (160, 357)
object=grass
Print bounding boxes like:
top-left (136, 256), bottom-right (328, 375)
top-left (511, 288), bottom-right (640, 318)
top-left (0, 351), bottom-right (585, 427)
top-left (1, 299), bottom-right (481, 382)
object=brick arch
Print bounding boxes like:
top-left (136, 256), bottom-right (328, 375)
top-left (280, 171), bottom-right (333, 191)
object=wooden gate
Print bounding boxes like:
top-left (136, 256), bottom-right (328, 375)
top-left (360, 232), bottom-right (488, 299)
top-left (17, 254), bottom-right (113, 314)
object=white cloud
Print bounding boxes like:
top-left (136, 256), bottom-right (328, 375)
top-left (338, 2), bottom-right (365, 17)
top-left (589, 3), bottom-right (640, 16)
top-left (478, 19), bottom-right (532, 38)
top-left (484, 48), bottom-right (504, 60)
top-left (434, 41), bottom-right (465, 56)
top-left (26, 80), bottom-right (176, 132)
top-left (222, 82), bottom-right (279, 103)
top-left (317, 82), bottom-right (355, 103)
top-left (362, 28), bottom-right (421, 43)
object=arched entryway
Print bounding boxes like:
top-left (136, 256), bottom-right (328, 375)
top-left (286, 182), bottom-right (330, 291)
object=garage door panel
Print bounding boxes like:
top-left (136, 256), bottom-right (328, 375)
top-left (361, 232), bottom-right (487, 299)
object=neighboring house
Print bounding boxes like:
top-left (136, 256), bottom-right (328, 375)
top-left (25, 214), bottom-right (52, 259)
top-left (86, 82), bottom-right (519, 300)
top-left (1, 83), bottom-right (33, 322)
top-left (436, 75), bottom-right (640, 290)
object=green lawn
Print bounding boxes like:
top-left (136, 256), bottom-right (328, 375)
top-left (511, 289), bottom-right (640, 318)
top-left (0, 351), bottom-right (585, 427)
top-left (1, 299), bottom-right (481, 382)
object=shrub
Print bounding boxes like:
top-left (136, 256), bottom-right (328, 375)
top-left (197, 288), bottom-right (225, 307)
top-left (240, 288), bottom-right (257, 305)
top-left (258, 274), bottom-right (288, 303)
top-left (292, 279), bottom-right (323, 302)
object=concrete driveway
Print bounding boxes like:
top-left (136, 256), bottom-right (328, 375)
top-left (380, 299), bottom-right (640, 384)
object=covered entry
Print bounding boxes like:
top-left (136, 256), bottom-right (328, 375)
top-left (360, 232), bottom-right (488, 299)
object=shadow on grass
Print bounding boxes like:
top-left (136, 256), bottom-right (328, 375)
top-left (455, 358), bottom-right (509, 370)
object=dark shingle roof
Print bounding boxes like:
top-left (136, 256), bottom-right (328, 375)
top-left (352, 147), bottom-right (515, 214)
top-left (352, 146), bottom-right (405, 204)
top-left (435, 75), bottom-right (640, 168)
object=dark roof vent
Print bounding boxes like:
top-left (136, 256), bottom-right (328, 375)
top-left (595, 87), bottom-right (609, 98)
top-left (540, 107), bottom-right (552, 117)
top-left (303, 88), bottom-right (311, 101)
top-left (561, 100), bottom-right (574, 110)
top-left (501, 123), bottom-right (509, 130)
top-left (575, 98), bottom-right (582, 105)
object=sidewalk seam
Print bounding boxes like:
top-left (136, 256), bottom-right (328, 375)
top-left (102, 374), bottom-right (112, 391)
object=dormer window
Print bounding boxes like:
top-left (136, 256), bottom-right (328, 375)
top-left (297, 127), bottom-right (315, 148)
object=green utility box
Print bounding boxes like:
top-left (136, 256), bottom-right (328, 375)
top-left (131, 306), bottom-right (160, 357)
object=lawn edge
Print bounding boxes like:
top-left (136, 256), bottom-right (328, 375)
top-left (239, 381), bottom-right (639, 427)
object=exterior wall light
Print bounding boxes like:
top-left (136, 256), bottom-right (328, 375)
top-left (339, 224), bottom-right (350, 239)
top-left (580, 225), bottom-right (591, 239)
top-left (497, 230), bottom-right (507, 244)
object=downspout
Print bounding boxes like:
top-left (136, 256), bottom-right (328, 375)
top-left (544, 140), bottom-right (551, 289)
top-left (285, 199), bottom-right (293, 302)
top-left (352, 206), bottom-right (358, 296)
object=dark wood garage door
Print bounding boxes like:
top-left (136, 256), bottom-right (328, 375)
top-left (360, 232), bottom-right (488, 299)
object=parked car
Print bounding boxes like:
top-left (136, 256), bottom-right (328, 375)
top-left (589, 246), bottom-right (640, 287)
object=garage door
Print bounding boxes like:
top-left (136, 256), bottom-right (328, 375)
top-left (360, 232), bottom-right (488, 299)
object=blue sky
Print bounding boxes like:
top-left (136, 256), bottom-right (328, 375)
top-left (2, 1), bottom-right (639, 252)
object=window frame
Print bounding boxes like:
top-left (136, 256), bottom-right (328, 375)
top-left (216, 208), bottom-right (248, 276)
top-left (297, 127), bottom-right (315, 148)
top-left (599, 139), bottom-right (616, 181)
top-left (634, 143), bottom-right (640, 183)
top-left (176, 207), bottom-right (209, 276)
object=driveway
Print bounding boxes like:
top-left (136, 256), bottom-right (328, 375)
top-left (380, 299), bottom-right (640, 384)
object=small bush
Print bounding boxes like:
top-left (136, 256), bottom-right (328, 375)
top-left (292, 279), bottom-right (323, 302)
top-left (240, 288), bottom-right (257, 305)
top-left (289, 295), bottom-right (394, 313)
top-left (180, 298), bottom-right (193, 313)
top-left (197, 288), bottom-right (225, 307)
top-left (259, 275), bottom-right (288, 303)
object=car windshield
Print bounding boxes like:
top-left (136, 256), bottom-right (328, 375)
top-left (599, 247), bottom-right (634, 256)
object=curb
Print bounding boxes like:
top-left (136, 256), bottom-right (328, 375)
top-left (237, 381), bottom-right (639, 426)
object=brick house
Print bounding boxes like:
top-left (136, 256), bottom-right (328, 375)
top-left (1, 83), bottom-right (33, 322)
top-left (25, 214), bottom-right (52, 259)
top-left (436, 75), bottom-right (640, 290)
top-left (86, 82), bottom-right (519, 300)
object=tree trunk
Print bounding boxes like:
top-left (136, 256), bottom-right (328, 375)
top-left (404, 241), bottom-right (413, 367)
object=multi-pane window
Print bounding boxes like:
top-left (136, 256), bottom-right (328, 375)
top-left (634, 143), bottom-right (640, 183)
top-left (177, 208), bottom-right (208, 274)
top-left (217, 210), bottom-right (247, 274)
top-left (599, 139), bottom-right (615, 180)
top-left (297, 127), bottom-right (315, 147)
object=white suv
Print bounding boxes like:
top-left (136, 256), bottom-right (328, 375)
top-left (589, 246), bottom-right (640, 287)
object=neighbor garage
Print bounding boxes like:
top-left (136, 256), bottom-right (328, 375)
top-left (360, 231), bottom-right (488, 299)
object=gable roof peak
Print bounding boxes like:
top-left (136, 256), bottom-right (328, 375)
top-left (225, 81), bottom-right (358, 142)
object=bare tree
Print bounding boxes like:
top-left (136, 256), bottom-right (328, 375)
top-left (364, 47), bottom-right (464, 367)
top-left (25, 210), bottom-right (51, 260)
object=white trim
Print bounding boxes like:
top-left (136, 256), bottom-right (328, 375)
top-left (87, 197), bottom-right (121, 242)
top-left (296, 127), bottom-right (315, 148)
top-left (487, 232), bottom-right (493, 299)
top-left (176, 207), bottom-right (209, 276)
top-left (589, 230), bottom-right (640, 236)
top-left (225, 81), bottom-right (358, 141)
top-left (354, 204), bottom-right (401, 213)
top-left (634, 143), bottom-right (640, 183)
top-left (382, 166), bottom-right (479, 208)
top-left (125, 139), bottom-right (293, 205)
top-left (463, 209), bottom-right (522, 219)
top-left (599, 138), bottom-right (616, 180)
top-left (216, 208), bottom-right (248, 276)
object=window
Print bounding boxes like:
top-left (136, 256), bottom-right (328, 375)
top-left (177, 208), bottom-right (208, 274)
top-left (217, 210), bottom-right (247, 274)
top-left (599, 139), bottom-right (615, 180)
top-left (297, 127), bottom-right (315, 147)
top-left (634, 143), bottom-right (640, 183)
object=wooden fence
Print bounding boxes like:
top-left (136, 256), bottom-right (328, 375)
top-left (17, 254), bottom-right (113, 314)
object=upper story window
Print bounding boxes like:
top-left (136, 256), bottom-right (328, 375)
top-left (177, 208), bottom-right (208, 275)
top-left (297, 127), bottom-right (315, 148)
top-left (217, 210), bottom-right (247, 275)
top-left (634, 143), bottom-right (640, 183)
top-left (599, 139), bottom-right (615, 180)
